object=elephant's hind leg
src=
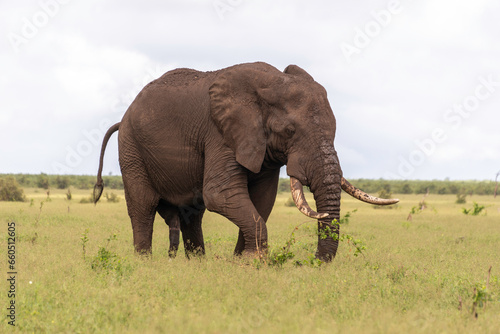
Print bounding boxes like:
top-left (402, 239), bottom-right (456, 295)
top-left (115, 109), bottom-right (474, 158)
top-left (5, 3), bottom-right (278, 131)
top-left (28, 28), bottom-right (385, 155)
top-left (123, 182), bottom-right (160, 254)
top-left (179, 207), bottom-right (206, 258)
top-left (121, 161), bottom-right (160, 254)
top-left (157, 200), bottom-right (181, 258)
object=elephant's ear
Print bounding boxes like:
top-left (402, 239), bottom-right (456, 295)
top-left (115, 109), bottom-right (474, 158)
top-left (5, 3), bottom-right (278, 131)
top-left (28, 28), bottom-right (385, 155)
top-left (209, 65), bottom-right (280, 173)
top-left (284, 64), bottom-right (314, 81)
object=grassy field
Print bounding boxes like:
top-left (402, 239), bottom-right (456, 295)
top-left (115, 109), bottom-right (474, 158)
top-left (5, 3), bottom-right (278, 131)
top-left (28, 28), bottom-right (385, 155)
top-left (1, 188), bottom-right (499, 333)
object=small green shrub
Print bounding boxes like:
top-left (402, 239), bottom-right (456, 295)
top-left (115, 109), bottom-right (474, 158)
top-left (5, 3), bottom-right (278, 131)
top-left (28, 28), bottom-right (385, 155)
top-left (462, 202), bottom-right (486, 216)
top-left (267, 248), bottom-right (295, 268)
top-left (410, 206), bottom-right (421, 214)
top-left (0, 177), bottom-right (26, 202)
top-left (339, 209), bottom-right (357, 225)
top-left (91, 247), bottom-right (119, 271)
top-left (81, 229), bottom-right (89, 260)
top-left (259, 216), bottom-right (367, 269)
top-left (90, 246), bottom-right (131, 278)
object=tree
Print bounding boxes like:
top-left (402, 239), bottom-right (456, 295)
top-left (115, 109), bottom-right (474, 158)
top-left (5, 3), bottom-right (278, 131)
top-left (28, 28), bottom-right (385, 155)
top-left (401, 183), bottom-right (412, 194)
top-left (37, 173), bottom-right (50, 189)
top-left (56, 176), bottom-right (70, 189)
top-left (495, 171), bottom-right (500, 198)
top-left (0, 177), bottom-right (26, 202)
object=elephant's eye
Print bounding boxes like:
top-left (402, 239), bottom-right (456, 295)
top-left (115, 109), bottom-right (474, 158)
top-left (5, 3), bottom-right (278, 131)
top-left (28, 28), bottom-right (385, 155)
top-left (285, 125), bottom-right (295, 138)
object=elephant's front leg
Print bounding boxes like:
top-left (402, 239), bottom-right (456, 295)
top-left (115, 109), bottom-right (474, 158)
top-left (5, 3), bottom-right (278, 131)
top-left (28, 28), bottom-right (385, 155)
top-left (203, 163), bottom-right (269, 255)
top-left (233, 168), bottom-right (280, 254)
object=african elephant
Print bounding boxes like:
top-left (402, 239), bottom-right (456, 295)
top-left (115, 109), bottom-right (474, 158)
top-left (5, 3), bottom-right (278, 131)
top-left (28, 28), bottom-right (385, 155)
top-left (93, 62), bottom-right (398, 262)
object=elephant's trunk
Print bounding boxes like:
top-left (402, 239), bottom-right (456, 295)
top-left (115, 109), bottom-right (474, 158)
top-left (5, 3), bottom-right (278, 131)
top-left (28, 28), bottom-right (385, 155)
top-left (290, 174), bottom-right (340, 262)
top-left (309, 150), bottom-right (343, 262)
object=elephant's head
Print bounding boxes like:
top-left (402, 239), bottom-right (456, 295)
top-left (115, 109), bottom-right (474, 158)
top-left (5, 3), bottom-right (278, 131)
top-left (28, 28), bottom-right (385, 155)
top-left (209, 62), bottom-right (398, 261)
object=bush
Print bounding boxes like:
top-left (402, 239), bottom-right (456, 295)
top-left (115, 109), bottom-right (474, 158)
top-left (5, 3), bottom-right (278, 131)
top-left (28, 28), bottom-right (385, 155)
top-left (456, 193), bottom-right (467, 204)
top-left (80, 193), bottom-right (93, 204)
top-left (105, 192), bottom-right (120, 203)
top-left (0, 177), bottom-right (26, 202)
top-left (462, 202), bottom-right (486, 216)
top-left (400, 183), bottom-right (413, 194)
top-left (90, 247), bottom-right (130, 278)
top-left (37, 173), bottom-right (50, 189)
top-left (377, 188), bottom-right (392, 199)
top-left (56, 176), bottom-right (70, 189)
top-left (284, 197), bottom-right (295, 207)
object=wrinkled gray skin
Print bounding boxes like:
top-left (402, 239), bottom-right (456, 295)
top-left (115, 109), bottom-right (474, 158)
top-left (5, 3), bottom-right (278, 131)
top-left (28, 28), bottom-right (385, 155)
top-left (94, 62), bottom-right (397, 261)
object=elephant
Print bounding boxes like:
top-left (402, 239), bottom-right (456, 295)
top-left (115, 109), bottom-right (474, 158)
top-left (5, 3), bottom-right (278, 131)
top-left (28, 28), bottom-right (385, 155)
top-left (93, 62), bottom-right (398, 262)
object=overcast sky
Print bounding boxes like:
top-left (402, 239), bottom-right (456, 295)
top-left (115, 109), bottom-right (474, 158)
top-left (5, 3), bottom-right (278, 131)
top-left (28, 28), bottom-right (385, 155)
top-left (1, 0), bottom-right (499, 180)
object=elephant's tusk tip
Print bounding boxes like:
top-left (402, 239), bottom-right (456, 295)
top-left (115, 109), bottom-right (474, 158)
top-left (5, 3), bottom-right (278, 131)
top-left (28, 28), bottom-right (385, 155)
top-left (387, 198), bottom-right (400, 204)
top-left (342, 177), bottom-right (400, 206)
top-left (378, 198), bottom-right (399, 205)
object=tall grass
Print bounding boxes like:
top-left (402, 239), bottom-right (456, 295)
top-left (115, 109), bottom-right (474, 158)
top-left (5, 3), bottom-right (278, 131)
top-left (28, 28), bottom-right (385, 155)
top-left (1, 188), bottom-right (499, 333)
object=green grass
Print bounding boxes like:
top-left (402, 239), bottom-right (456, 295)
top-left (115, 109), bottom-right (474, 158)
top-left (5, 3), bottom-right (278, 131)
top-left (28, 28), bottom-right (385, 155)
top-left (1, 188), bottom-right (499, 333)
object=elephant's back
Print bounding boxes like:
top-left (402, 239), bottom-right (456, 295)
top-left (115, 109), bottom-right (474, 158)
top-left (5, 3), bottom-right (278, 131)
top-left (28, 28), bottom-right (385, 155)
top-left (118, 69), bottom-right (215, 205)
top-left (123, 68), bottom-right (215, 146)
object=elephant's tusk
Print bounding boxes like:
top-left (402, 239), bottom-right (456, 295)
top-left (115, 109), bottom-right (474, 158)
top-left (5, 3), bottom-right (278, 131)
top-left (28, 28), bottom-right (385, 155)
top-left (290, 177), bottom-right (329, 219)
top-left (341, 177), bottom-right (399, 205)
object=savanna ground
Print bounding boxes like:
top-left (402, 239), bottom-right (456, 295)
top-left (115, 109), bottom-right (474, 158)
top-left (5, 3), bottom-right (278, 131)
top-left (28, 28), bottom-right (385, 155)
top-left (1, 187), bottom-right (499, 333)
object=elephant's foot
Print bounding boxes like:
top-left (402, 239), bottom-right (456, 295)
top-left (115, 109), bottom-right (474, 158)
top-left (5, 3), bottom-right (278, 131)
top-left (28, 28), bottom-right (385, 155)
top-left (233, 230), bottom-right (245, 255)
top-left (134, 247), bottom-right (153, 258)
top-left (168, 248), bottom-right (178, 258)
top-left (236, 246), bottom-right (268, 260)
top-left (184, 244), bottom-right (205, 260)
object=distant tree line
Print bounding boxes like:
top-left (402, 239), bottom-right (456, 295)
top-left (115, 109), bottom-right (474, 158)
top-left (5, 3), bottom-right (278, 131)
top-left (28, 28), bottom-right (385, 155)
top-left (1, 174), bottom-right (124, 190)
top-left (1, 174), bottom-right (497, 196)
top-left (277, 178), bottom-right (498, 196)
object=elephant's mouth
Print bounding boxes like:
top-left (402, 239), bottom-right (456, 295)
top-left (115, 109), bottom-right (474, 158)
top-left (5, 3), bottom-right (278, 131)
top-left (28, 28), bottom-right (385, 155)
top-left (289, 176), bottom-right (399, 219)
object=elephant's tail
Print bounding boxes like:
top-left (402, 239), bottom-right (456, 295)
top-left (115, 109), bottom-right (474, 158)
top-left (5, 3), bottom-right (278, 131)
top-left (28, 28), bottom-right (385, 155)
top-left (93, 122), bottom-right (121, 204)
